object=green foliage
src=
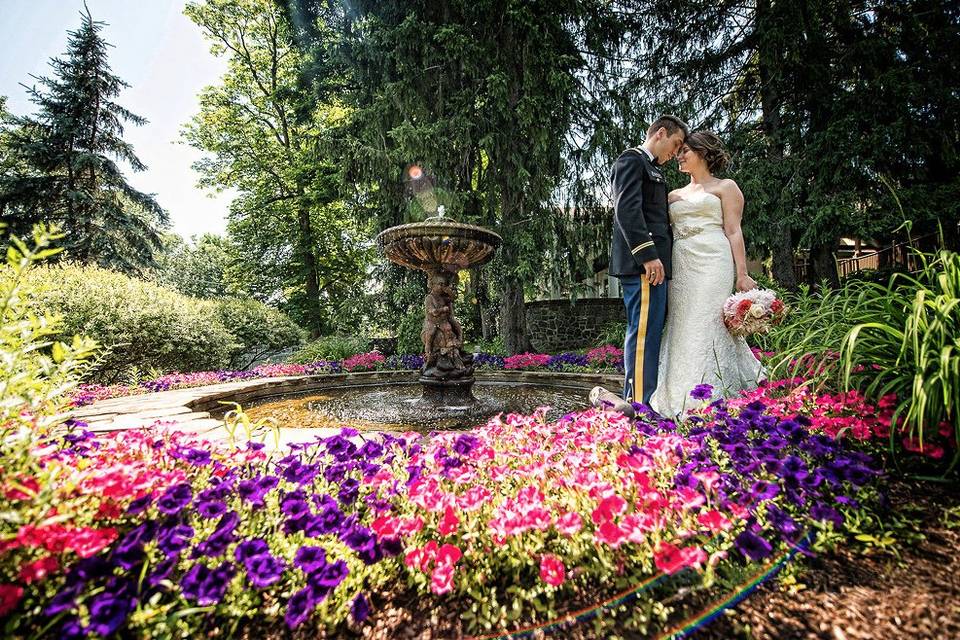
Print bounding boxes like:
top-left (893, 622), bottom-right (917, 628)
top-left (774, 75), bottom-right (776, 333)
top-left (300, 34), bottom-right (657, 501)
top-left (761, 249), bottom-right (960, 476)
top-left (290, 334), bottom-right (367, 363)
top-left (395, 312), bottom-right (423, 358)
top-left (842, 250), bottom-right (960, 474)
top-left (597, 321), bottom-right (627, 350)
top-left (468, 336), bottom-right (507, 356)
top-left (215, 298), bottom-right (306, 368)
top-left (183, 0), bottom-right (373, 336)
top-left (22, 262), bottom-right (236, 383)
top-left (0, 226), bottom-right (96, 433)
top-left (0, 10), bottom-right (166, 273)
top-left (152, 232), bottom-right (239, 299)
top-left (756, 282), bottom-right (862, 385)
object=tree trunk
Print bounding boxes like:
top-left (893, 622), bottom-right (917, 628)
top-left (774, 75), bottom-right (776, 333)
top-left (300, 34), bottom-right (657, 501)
top-left (756, 0), bottom-right (797, 290)
top-left (810, 240), bottom-right (839, 287)
top-left (296, 201), bottom-right (323, 338)
top-left (501, 276), bottom-right (532, 354)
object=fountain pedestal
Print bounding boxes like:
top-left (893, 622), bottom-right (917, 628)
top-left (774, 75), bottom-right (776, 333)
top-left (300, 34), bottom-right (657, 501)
top-left (376, 217), bottom-right (502, 410)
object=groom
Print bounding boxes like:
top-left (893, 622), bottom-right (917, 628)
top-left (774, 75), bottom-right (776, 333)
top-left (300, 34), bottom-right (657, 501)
top-left (608, 115), bottom-right (688, 406)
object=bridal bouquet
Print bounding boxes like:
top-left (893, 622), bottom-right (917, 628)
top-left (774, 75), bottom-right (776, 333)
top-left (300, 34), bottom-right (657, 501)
top-left (723, 288), bottom-right (786, 336)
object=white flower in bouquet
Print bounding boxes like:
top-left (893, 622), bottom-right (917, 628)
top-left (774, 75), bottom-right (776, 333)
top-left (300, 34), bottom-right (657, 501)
top-left (722, 288), bottom-right (787, 337)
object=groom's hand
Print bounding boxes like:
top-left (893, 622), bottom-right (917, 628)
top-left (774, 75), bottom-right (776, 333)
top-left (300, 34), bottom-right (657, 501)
top-left (643, 258), bottom-right (665, 286)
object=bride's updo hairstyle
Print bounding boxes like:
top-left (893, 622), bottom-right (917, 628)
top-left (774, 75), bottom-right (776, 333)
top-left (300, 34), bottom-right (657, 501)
top-left (686, 131), bottom-right (730, 175)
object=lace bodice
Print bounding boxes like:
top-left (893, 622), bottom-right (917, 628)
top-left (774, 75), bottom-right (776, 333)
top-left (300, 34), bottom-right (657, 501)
top-left (668, 191), bottom-right (724, 240)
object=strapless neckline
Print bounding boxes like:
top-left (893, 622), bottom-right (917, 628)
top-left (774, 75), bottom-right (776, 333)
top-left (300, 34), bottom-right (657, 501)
top-left (670, 191), bottom-right (721, 206)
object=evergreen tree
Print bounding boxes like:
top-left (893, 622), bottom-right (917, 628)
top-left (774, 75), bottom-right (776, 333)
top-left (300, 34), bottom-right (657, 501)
top-left (289, 0), bottom-right (629, 353)
top-left (0, 9), bottom-right (166, 273)
top-left (611, 0), bottom-right (960, 286)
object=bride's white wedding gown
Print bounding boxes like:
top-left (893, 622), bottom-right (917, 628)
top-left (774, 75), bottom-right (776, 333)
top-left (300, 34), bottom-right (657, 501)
top-left (649, 190), bottom-right (764, 419)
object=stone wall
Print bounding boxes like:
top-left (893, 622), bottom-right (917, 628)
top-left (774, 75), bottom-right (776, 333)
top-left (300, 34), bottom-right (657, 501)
top-left (525, 298), bottom-right (624, 352)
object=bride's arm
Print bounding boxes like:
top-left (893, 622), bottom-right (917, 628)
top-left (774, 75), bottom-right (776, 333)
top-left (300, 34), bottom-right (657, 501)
top-left (719, 180), bottom-right (757, 291)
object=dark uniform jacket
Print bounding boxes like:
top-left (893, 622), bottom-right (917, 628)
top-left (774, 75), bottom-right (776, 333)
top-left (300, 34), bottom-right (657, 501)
top-left (608, 148), bottom-right (673, 279)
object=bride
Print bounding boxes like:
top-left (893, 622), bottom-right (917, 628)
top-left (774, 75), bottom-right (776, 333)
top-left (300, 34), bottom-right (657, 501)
top-left (649, 131), bottom-right (765, 419)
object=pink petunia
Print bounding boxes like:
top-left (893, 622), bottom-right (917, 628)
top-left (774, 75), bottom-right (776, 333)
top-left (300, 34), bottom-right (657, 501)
top-left (697, 510), bottom-right (732, 533)
top-left (591, 494), bottom-right (627, 524)
top-left (594, 520), bottom-right (627, 547)
top-left (0, 584), bottom-right (24, 617)
top-left (539, 554), bottom-right (566, 586)
top-left (19, 555), bottom-right (59, 584)
top-left (555, 512), bottom-right (583, 536)
top-left (438, 506), bottom-right (460, 536)
top-left (430, 562), bottom-right (455, 595)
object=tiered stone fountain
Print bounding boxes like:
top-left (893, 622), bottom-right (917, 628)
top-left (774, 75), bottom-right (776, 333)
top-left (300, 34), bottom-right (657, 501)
top-left (376, 209), bottom-right (502, 409)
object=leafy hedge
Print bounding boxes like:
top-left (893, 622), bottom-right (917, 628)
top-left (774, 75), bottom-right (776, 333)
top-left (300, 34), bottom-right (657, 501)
top-left (19, 263), bottom-right (303, 383)
top-left (290, 335), bottom-right (368, 364)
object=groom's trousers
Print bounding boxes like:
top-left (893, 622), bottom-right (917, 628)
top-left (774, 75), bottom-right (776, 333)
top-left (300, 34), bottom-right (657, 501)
top-left (619, 275), bottom-right (668, 405)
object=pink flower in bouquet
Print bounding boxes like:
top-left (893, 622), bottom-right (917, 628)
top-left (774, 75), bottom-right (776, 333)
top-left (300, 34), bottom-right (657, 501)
top-left (723, 289), bottom-right (786, 337)
top-left (539, 554), bottom-right (566, 586)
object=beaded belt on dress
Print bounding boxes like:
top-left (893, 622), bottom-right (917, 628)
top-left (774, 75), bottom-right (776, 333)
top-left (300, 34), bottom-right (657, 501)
top-left (673, 225), bottom-right (704, 240)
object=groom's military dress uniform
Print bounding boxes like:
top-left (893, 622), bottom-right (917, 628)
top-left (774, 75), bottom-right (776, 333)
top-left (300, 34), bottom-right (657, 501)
top-left (609, 147), bottom-right (672, 405)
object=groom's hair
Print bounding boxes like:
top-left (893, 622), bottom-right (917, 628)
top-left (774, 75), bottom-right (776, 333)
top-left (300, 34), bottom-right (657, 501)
top-left (647, 115), bottom-right (689, 140)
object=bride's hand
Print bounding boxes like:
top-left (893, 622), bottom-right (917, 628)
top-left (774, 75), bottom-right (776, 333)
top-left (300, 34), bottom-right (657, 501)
top-left (736, 274), bottom-right (757, 292)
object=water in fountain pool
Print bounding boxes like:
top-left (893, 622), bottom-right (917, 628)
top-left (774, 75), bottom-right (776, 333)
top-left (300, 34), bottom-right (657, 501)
top-left (243, 382), bottom-right (589, 432)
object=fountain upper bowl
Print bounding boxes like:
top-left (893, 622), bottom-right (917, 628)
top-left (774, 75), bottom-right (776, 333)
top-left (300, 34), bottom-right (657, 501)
top-left (376, 219), bottom-right (503, 271)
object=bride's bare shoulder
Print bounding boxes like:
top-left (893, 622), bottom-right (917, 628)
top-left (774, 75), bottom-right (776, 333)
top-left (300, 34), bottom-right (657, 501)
top-left (717, 178), bottom-right (744, 198)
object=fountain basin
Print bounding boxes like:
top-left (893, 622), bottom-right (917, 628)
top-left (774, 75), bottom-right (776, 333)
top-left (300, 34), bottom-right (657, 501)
top-left (194, 370), bottom-right (620, 433)
top-left (376, 220), bottom-right (502, 271)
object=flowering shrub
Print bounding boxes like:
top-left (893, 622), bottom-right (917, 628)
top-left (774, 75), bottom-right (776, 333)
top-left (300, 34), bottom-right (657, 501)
top-left (503, 353), bottom-right (552, 370)
top-left (586, 344), bottom-right (624, 370)
top-left (342, 351), bottom-right (386, 372)
top-left (2, 383), bottom-right (884, 637)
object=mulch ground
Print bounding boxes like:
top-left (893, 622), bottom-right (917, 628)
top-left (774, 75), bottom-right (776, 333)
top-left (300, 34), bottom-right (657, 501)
top-left (697, 479), bottom-right (960, 640)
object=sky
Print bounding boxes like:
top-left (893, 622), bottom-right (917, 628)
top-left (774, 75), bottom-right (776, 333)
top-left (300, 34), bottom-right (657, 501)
top-left (0, 0), bottom-right (233, 239)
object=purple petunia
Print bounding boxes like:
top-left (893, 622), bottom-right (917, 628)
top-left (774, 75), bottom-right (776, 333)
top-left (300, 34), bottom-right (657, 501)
top-left (158, 523), bottom-right (194, 557)
top-left (157, 482), bottom-right (193, 515)
top-left (184, 448), bottom-right (212, 466)
top-left (245, 554), bottom-right (286, 588)
top-left (325, 435), bottom-right (357, 460)
top-left (44, 584), bottom-right (81, 616)
top-left (690, 384), bottom-right (714, 400)
top-left (147, 558), bottom-right (178, 588)
top-left (88, 592), bottom-right (134, 637)
top-left (285, 586), bottom-right (315, 629)
top-left (734, 529), bottom-right (773, 561)
top-left (126, 493), bottom-right (153, 515)
top-left (235, 538), bottom-right (270, 564)
top-left (310, 559), bottom-right (349, 588)
top-left (452, 434), bottom-right (479, 456)
top-left (293, 546), bottom-right (327, 574)
top-left (810, 504), bottom-right (844, 528)
top-left (197, 500), bottom-right (228, 519)
top-left (351, 593), bottom-right (370, 623)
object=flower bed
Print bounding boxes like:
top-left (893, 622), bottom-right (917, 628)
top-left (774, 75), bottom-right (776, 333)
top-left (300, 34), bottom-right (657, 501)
top-left (2, 386), bottom-right (884, 638)
top-left (70, 348), bottom-right (625, 407)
